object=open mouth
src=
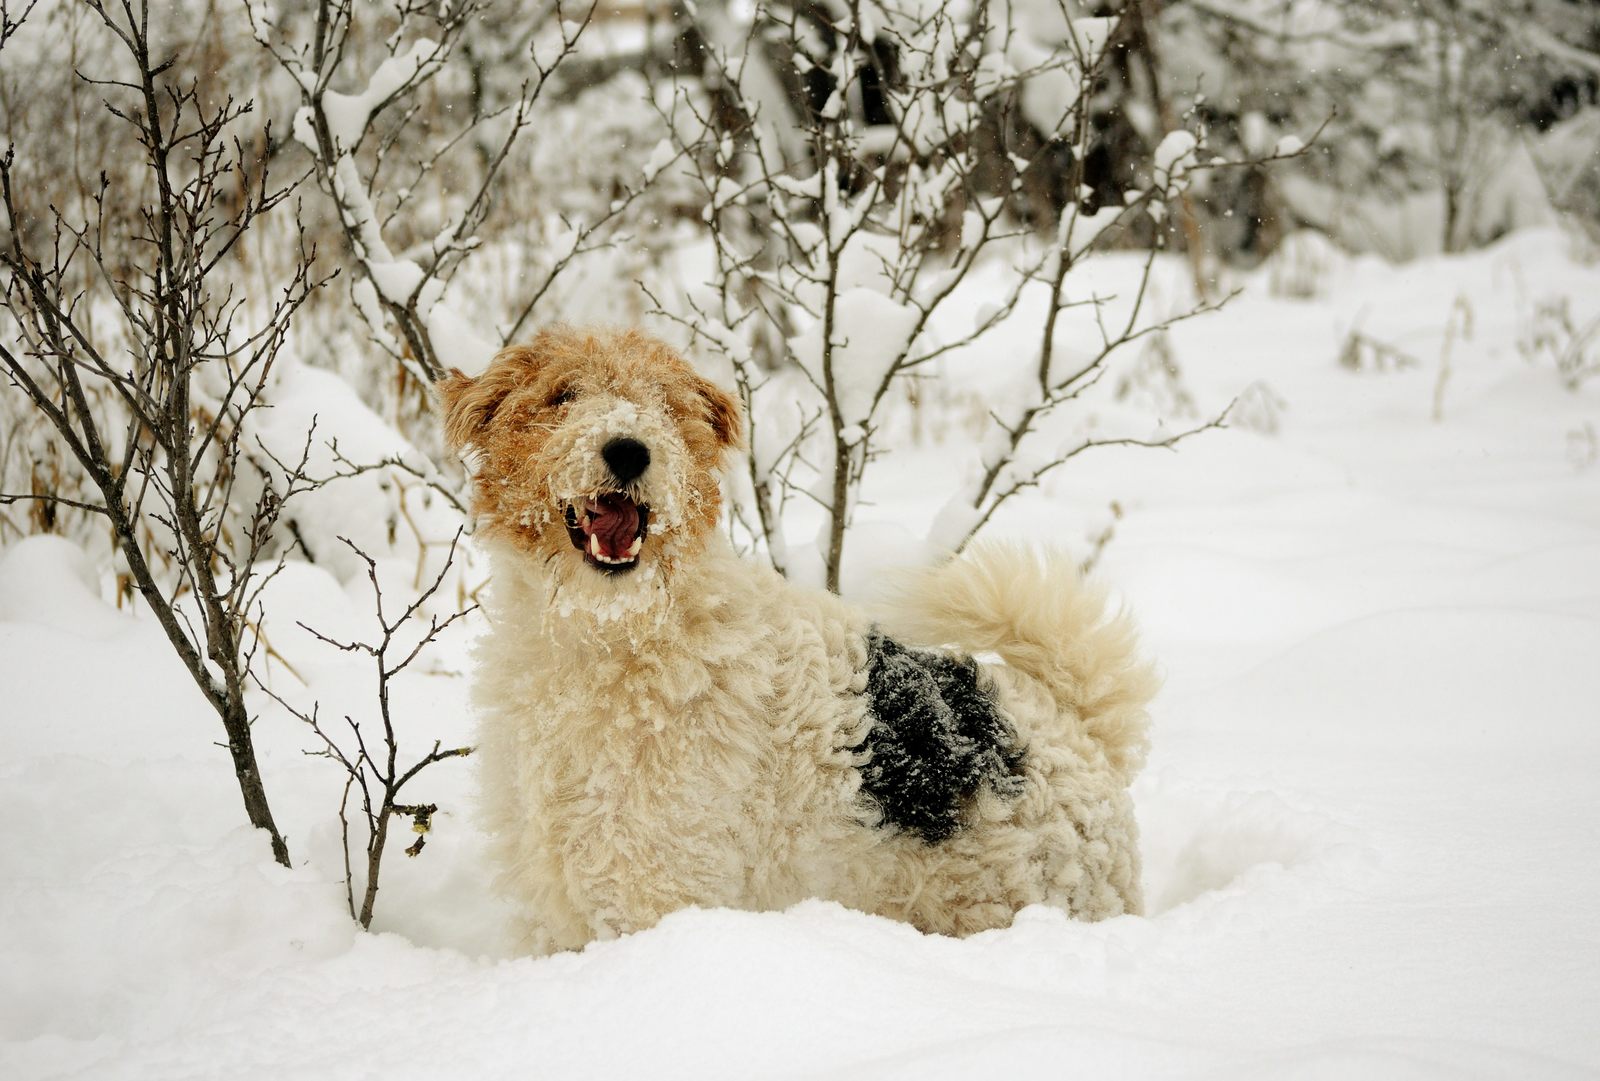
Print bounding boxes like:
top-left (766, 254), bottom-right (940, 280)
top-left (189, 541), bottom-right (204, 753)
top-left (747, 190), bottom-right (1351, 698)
top-left (564, 493), bottom-right (649, 574)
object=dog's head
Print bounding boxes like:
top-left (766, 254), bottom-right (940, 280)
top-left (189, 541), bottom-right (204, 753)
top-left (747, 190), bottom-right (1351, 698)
top-left (440, 326), bottom-right (740, 611)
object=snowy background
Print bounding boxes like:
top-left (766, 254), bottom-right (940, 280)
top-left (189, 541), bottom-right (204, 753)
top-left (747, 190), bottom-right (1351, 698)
top-left (3, 1), bottom-right (1599, 1078)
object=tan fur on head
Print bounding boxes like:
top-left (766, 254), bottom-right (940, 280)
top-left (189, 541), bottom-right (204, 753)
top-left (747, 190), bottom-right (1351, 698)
top-left (440, 326), bottom-right (741, 626)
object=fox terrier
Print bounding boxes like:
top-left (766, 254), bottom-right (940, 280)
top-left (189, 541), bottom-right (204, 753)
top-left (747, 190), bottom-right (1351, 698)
top-left (440, 325), bottom-right (1156, 954)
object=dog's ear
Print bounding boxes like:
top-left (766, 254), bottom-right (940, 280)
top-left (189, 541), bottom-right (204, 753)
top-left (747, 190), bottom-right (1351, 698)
top-left (438, 354), bottom-right (530, 450)
top-left (439, 368), bottom-right (501, 450)
top-left (697, 377), bottom-right (742, 450)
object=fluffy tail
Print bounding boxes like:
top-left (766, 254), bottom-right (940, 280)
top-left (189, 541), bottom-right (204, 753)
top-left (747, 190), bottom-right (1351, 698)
top-left (875, 544), bottom-right (1157, 780)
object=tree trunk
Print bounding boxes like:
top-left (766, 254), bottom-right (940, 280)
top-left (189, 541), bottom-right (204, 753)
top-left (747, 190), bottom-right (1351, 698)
top-left (358, 807), bottom-right (392, 928)
top-left (222, 699), bottom-right (292, 867)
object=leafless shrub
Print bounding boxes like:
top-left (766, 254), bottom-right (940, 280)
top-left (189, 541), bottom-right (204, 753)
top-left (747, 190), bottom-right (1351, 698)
top-left (654, 0), bottom-right (1306, 590)
top-left (1230, 381), bottom-right (1289, 437)
top-left (1433, 293), bottom-right (1473, 422)
top-left (259, 532), bottom-right (474, 929)
top-left (1339, 328), bottom-right (1420, 373)
top-left (1567, 422), bottom-right (1598, 471)
top-left (0, 0), bottom-right (331, 866)
top-left (1520, 296), bottom-right (1600, 391)
top-left (1078, 499), bottom-right (1122, 578)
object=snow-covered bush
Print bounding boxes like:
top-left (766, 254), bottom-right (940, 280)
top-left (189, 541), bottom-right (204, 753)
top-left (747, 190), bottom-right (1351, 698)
top-left (655, 0), bottom-right (1298, 591)
top-left (248, 0), bottom-right (593, 388)
top-left (1152, 0), bottom-right (1600, 258)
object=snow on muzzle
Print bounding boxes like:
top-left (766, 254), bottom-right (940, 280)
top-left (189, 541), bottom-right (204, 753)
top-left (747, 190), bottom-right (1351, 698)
top-left (564, 493), bottom-right (649, 573)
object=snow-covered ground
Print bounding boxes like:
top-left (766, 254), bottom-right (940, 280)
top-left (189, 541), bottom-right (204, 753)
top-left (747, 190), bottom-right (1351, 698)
top-left (3, 228), bottom-right (1598, 1079)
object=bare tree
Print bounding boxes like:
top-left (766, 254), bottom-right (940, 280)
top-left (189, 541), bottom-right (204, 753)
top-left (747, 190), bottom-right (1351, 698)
top-left (0, 0), bottom-right (330, 866)
top-left (260, 533), bottom-right (475, 929)
top-left (660, 0), bottom-right (1310, 591)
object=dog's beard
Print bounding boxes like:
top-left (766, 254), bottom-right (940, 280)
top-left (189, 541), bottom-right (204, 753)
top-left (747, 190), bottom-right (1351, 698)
top-left (541, 542), bottom-right (672, 634)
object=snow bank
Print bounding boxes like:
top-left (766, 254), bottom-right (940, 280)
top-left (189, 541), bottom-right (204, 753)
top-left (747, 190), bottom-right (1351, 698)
top-left (0, 534), bottom-right (124, 639)
top-left (241, 359), bottom-right (470, 590)
top-left (788, 287), bottom-right (923, 427)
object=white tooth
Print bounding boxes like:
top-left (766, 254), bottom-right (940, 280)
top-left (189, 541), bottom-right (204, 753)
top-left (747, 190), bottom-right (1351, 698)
top-left (589, 534), bottom-right (602, 559)
top-left (625, 536), bottom-right (641, 558)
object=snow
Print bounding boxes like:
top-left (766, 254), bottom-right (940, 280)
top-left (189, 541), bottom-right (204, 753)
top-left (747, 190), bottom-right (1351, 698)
top-left (894, 91), bottom-right (979, 157)
top-left (1277, 134), bottom-right (1559, 260)
top-left (642, 138), bottom-right (678, 182)
top-left (0, 534), bottom-right (125, 639)
top-left (288, 41), bottom-right (465, 346)
top-left (349, 277), bottom-right (399, 354)
top-left (311, 39), bottom-right (442, 152)
top-left (788, 287), bottom-right (923, 426)
top-left (695, 4), bottom-right (808, 172)
top-left (364, 257), bottom-right (425, 305)
top-left (992, 8), bottom-right (1116, 135)
top-left (426, 297), bottom-right (501, 376)
top-left (240, 359), bottom-right (466, 586)
top-left (4, 229), bottom-right (1600, 1078)
top-left (1273, 133), bottom-right (1306, 158)
top-left (1153, 129), bottom-right (1200, 190)
top-left (322, 152), bottom-right (427, 307)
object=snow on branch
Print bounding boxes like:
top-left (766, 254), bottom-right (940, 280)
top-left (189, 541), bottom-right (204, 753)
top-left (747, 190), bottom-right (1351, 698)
top-left (253, 0), bottom-right (600, 383)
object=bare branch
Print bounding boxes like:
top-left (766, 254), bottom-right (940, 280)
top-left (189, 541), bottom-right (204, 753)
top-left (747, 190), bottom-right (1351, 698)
top-left (269, 529), bottom-right (477, 929)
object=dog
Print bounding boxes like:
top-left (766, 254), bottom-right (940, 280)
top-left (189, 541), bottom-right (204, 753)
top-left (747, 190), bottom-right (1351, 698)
top-left (439, 325), bottom-right (1157, 954)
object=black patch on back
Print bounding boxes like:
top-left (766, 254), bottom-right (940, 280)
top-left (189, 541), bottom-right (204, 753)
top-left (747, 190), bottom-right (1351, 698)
top-left (852, 629), bottom-right (1026, 844)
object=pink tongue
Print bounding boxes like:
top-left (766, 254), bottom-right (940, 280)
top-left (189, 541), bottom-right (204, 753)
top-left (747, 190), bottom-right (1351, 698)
top-left (587, 495), bottom-right (640, 559)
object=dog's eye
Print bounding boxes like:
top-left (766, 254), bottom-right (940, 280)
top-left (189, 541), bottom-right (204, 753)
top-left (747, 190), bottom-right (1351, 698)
top-left (548, 387), bottom-right (576, 408)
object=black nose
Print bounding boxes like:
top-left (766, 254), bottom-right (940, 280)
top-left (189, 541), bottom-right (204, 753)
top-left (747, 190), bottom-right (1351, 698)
top-left (602, 437), bottom-right (650, 484)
